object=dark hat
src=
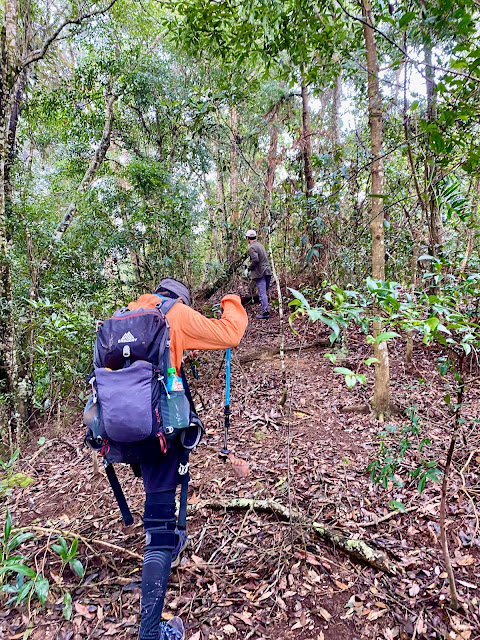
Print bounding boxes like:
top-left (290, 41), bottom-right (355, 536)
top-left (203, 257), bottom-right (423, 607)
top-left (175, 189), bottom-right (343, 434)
top-left (155, 278), bottom-right (191, 306)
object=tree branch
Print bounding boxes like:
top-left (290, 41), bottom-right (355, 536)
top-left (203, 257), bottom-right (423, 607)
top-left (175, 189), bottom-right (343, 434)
top-left (55, 88), bottom-right (115, 240)
top-left (19, 0), bottom-right (120, 73)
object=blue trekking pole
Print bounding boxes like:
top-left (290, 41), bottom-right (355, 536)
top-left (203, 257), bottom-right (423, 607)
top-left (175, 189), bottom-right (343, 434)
top-left (220, 348), bottom-right (231, 457)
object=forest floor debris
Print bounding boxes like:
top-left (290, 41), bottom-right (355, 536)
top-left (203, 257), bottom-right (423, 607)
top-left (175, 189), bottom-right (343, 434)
top-left (2, 305), bottom-right (480, 640)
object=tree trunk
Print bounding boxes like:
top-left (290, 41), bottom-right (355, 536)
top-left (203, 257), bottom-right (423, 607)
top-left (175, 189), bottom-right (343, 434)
top-left (332, 73), bottom-right (342, 149)
top-left (301, 84), bottom-right (314, 203)
top-left (261, 112), bottom-right (279, 229)
top-left (0, 1), bottom-right (24, 442)
top-left (361, 0), bottom-right (390, 417)
top-left (424, 42), bottom-right (443, 257)
top-left (55, 88), bottom-right (115, 240)
top-left (229, 105), bottom-right (239, 222)
top-left (4, 70), bottom-right (27, 225)
top-left (459, 177), bottom-right (478, 277)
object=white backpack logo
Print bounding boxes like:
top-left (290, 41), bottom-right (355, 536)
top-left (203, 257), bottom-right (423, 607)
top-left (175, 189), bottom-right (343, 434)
top-left (118, 331), bottom-right (137, 343)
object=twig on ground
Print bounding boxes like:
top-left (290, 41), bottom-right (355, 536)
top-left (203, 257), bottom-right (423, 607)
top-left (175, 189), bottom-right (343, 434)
top-left (360, 498), bottom-right (440, 527)
top-left (13, 526), bottom-right (143, 561)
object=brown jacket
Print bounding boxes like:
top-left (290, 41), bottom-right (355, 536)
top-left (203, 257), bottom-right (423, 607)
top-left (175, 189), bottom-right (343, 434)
top-left (248, 241), bottom-right (272, 279)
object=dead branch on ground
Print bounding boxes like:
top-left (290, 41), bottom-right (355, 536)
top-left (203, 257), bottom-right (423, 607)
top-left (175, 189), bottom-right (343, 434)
top-left (239, 338), bottom-right (329, 364)
top-left (189, 497), bottom-right (398, 574)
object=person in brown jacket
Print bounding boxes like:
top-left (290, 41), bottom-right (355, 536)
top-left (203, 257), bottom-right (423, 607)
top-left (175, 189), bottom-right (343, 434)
top-left (245, 229), bottom-right (272, 318)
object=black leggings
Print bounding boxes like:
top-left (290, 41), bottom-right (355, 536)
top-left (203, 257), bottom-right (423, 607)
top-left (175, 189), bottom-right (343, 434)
top-left (139, 490), bottom-right (176, 640)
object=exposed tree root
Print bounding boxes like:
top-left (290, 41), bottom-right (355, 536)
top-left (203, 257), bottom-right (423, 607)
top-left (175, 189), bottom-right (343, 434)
top-left (189, 498), bottom-right (398, 574)
top-left (238, 338), bottom-right (329, 364)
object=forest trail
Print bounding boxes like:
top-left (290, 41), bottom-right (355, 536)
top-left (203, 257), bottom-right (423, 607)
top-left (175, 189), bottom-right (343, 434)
top-left (4, 305), bottom-right (480, 640)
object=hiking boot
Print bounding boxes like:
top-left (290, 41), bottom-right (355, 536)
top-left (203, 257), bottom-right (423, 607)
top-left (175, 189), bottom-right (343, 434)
top-left (256, 311), bottom-right (270, 319)
top-left (158, 616), bottom-right (184, 640)
top-left (170, 529), bottom-right (188, 569)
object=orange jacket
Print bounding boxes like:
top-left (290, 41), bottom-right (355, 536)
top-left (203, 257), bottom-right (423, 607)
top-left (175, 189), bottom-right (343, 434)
top-left (128, 294), bottom-right (248, 372)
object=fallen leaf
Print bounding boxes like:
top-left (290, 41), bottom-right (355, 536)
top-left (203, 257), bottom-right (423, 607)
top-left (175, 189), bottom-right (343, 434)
top-left (227, 454), bottom-right (250, 478)
top-left (190, 554), bottom-right (207, 567)
top-left (367, 609), bottom-right (387, 621)
top-left (335, 580), bottom-right (349, 590)
top-left (74, 602), bottom-right (94, 620)
top-left (318, 607), bottom-right (331, 622)
top-left (190, 633), bottom-right (201, 640)
top-left (223, 624), bottom-right (237, 635)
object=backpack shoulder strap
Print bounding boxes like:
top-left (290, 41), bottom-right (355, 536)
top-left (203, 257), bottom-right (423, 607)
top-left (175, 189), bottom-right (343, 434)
top-left (154, 296), bottom-right (182, 372)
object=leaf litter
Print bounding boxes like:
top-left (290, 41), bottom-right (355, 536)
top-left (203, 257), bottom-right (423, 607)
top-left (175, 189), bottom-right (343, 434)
top-left (2, 306), bottom-right (480, 639)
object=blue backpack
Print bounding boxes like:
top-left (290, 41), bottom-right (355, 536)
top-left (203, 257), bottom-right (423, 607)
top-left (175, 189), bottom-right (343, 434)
top-left (84, 297), bottom-right (203, 525)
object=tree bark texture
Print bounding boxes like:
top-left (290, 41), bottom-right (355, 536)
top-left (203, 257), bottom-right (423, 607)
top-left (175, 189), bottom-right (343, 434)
top-left (361, 0), bottom-right (391, 416)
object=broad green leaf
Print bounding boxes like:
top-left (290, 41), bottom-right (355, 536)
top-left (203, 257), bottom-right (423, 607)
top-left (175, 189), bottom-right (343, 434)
top-left (69, 538), bottom-right (78, 559)
top-left (333, 367), bottom-right (354, 375)
top-left (399, 11), bottom-right (416, 28)
top-left (462, 343), bottom-right (472, 355)
top-left (69, 559), bottom-right (84, 579)
top-left (389, 500), bottom-right (406, 513)
top-left (16, 580), bottom-right (34, 604)
top-left (35, 576), bottom-right (49, 605)
top-left (0, 564), bottom-right (36, 578)
top-left (425, 317), bottom-right (439, 332)
top-left (287, 288), bottom-right (310, 310)
top-left (418, 254), bottom-right (438, 262)
top-left (426, 468), bottom-right (442, 482)
top-left (366, 277), bottom-right (380, 292)
top-left (417, 475), bottom-right (426, 495)
top-left (8, 532), bottom-right (34, 552)
top-left (319, 315), bottom-right (340, 343)
top-left (345, 375), bottom-right (357, 389)
top-left (4, 509), bottom-right (12, 543)
top-left (63, 592), bottom-right (72, 620)
top-left (364, 357), bottom-right (378, 365)
top-left (376, 332), bottom-right (400, 343)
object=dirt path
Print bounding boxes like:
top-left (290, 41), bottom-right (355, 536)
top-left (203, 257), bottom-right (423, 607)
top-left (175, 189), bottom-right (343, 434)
top-left (2, 307), bottom-right (480, 640)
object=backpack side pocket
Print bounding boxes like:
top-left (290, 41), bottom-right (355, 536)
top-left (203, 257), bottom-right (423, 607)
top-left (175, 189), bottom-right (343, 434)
top-left (160, 388), bottom-right (190, 437)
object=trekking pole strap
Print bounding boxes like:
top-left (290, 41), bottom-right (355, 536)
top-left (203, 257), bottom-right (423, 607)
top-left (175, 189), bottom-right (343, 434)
top-left (105, 463), bottom-right (134, 526)
top-left (177, 449), bottom-right (191, 531)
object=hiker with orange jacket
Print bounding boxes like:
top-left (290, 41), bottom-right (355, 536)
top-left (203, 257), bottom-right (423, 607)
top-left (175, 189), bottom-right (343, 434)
top-left (129, 279), bottom-right (248, 640)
